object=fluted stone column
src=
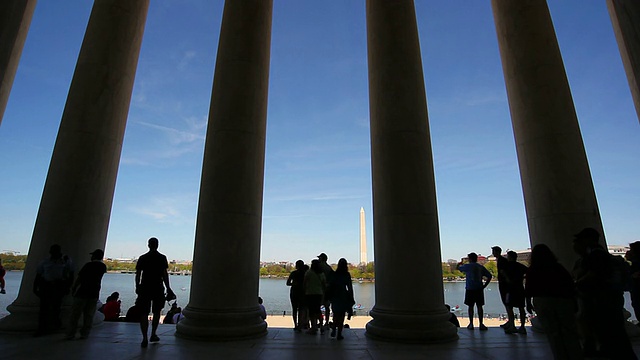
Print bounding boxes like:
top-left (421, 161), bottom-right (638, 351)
top-left (0, 0), bottom-right (37, 124)
top-left (176, 0), bottom-right (272, 341)
top-left (491, 0), bottom-right (604, 269)
top-left (607, 0), bottom-right (640, 124)
top-left (0, 0), bottom-right (149, 331)
top-left (365, 0), bottom-right (457, 343)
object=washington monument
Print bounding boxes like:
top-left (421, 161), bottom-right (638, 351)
top-left (359, 207), bottom-right (367, 265)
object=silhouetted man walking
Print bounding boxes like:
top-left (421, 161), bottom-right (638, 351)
top-left (135, 237), bottom-right (175, 348)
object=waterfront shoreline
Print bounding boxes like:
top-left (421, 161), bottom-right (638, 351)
top-left (264, 315), bottom-right (507, 329)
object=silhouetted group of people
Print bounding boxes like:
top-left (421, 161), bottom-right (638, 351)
top-left (33, 237), bottom-right (176, 349)
top-left (287, 253), bottom-right (355, 340)
top-left (458, 227), bottom-right (638, 360)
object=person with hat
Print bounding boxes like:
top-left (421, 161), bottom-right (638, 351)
top-left (573, 227), bottom-right (637, 359)
top-left (66, 248), bottom-right (107, 340)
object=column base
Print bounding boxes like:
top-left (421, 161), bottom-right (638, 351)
top-left (0, 302), bottom-right (40, 332)
top-left (365, 307), bottom-right (458, 343)
top-left (175, 305), bottom-right (267, 341)
top-left (0, 301), bottom-right (77, 333)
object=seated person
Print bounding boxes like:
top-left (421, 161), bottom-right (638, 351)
top-left (445, 304), bottom-right (460, 328)
top-left (102, 292), bottom-right (121, 321)
top-left (258, 296), bottom-right (267, 320)
top-left (124, 304), bottom-right (142, 323)
top-left (172, 308), bottom-right (185, 324)
top-left (163, 302), bottom-right (180, 324)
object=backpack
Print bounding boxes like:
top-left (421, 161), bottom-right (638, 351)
top-left (609, 254), bottom-right (631, 292)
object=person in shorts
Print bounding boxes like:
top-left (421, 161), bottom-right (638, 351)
top-left (457, 252), bottom-right (492, 330)
top-left (135, 237), bottom-right (175, 348)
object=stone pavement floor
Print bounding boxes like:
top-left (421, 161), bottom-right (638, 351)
top-left (1, 322), bottom-right (639, 360)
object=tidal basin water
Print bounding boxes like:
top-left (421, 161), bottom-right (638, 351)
top-left (0, 271), bottom-right (635, 320)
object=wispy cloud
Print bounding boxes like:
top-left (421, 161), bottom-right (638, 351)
top-left (464, 91), bottom-right (505, 106)
top-left (129, 193), bottom-right (197, 225)
top-left (137, 120), bottom-right (205, 145)
top-left (121, 116), bottom-right (207, 165)
top-left (177, 51), bottom-right (197, 71)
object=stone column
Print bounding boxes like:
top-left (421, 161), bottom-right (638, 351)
top-left (608, 0), bottom-right (640, 124)
top-left (491, 0), bottom-right (604, 269)
top-left (0, 0), bottom-right (149, 331)
top-left (365, 0), bottom-right (457, 343)
top-left (0, 0), bottom-right (37, 124)
top-left (176, 0), bottom-right (272, 341)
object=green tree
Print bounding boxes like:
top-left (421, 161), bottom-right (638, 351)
top-left (484, 261), bottom-right (498, 279)
top-left (0, 254), bottom-right (27, 271)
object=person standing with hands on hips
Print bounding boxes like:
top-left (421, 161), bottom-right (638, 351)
top-left (457, 252), bottom-right (492, 330)
top-left (135, 237), bottom-right (175, 348)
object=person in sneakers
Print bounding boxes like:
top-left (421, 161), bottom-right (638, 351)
top-left (457, 252), bottom-right (492, 330)
top-left (66, 249), bottom-right (107, 339)
top-left (503, 250), bottom-right (528, 334)
top-left (135, 237), bottom-right (175, 348)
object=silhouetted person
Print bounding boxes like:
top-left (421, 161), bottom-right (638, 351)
top-left (525, 244), bottom-right (582, 360)
top-left (329, 258), bottom-right (354, 340)
top-left (172, 307), bottom-right (184, 323)
top-left (303, 259), bottom-right (326, 335)
top-left (445, 304), bottom-right (460, 328)
top-left (135, 237), bottom-right (175, 348)
top-left (491, 246), bottom-right (509, 328)
top-left (66, 249), bottom-right (107, 339)
top-left (457, 252), bottom-right (492, 330)
top-left (125, 303), bottom-right (142, 323)
top-left (163, 302), bottom-right (180, 324)
top-left (102, 292), bottom-right (121, 321)
top-left (258, 296), bottom-right (267, 320)
top-left (572, 227), bottom-right (637, 359)
top-left (317, 253), bottom-right (334, 329)
top-left (0, 258), bottom-right (6, 294)
top-left (627, 241), bottom-right (640, 322)
top-left (503, 250), bottom-right (528, 334)
top-left (286, 259), bottom-right (306, 331)
top-left (33, 244), bottom-right (74, 336)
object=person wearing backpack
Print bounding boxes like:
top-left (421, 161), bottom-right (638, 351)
top-left (573, 227), bottom-right (637, 359)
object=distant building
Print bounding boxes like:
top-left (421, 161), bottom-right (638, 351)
top-left (459, 254), bottom-right (489, 265)
top-left (608, 245), bottom-right (630, 257)
top-left (486, 249), bottom-right (531, 266)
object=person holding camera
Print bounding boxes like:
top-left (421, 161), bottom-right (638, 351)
top-left (135, 237), bottom-right (175, 348)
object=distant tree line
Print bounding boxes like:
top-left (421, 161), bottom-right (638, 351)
top-left (0, 254), bottom-right (27, 271)
top-left (442, 260), bottom-right (499, 280)
top-left (1, 254), bottom-right (498, 282)
top-left (259, 261), bottom-right (376, 280)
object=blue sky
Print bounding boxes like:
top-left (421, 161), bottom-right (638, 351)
top-left (0, 1), bottom-right (638, 264)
